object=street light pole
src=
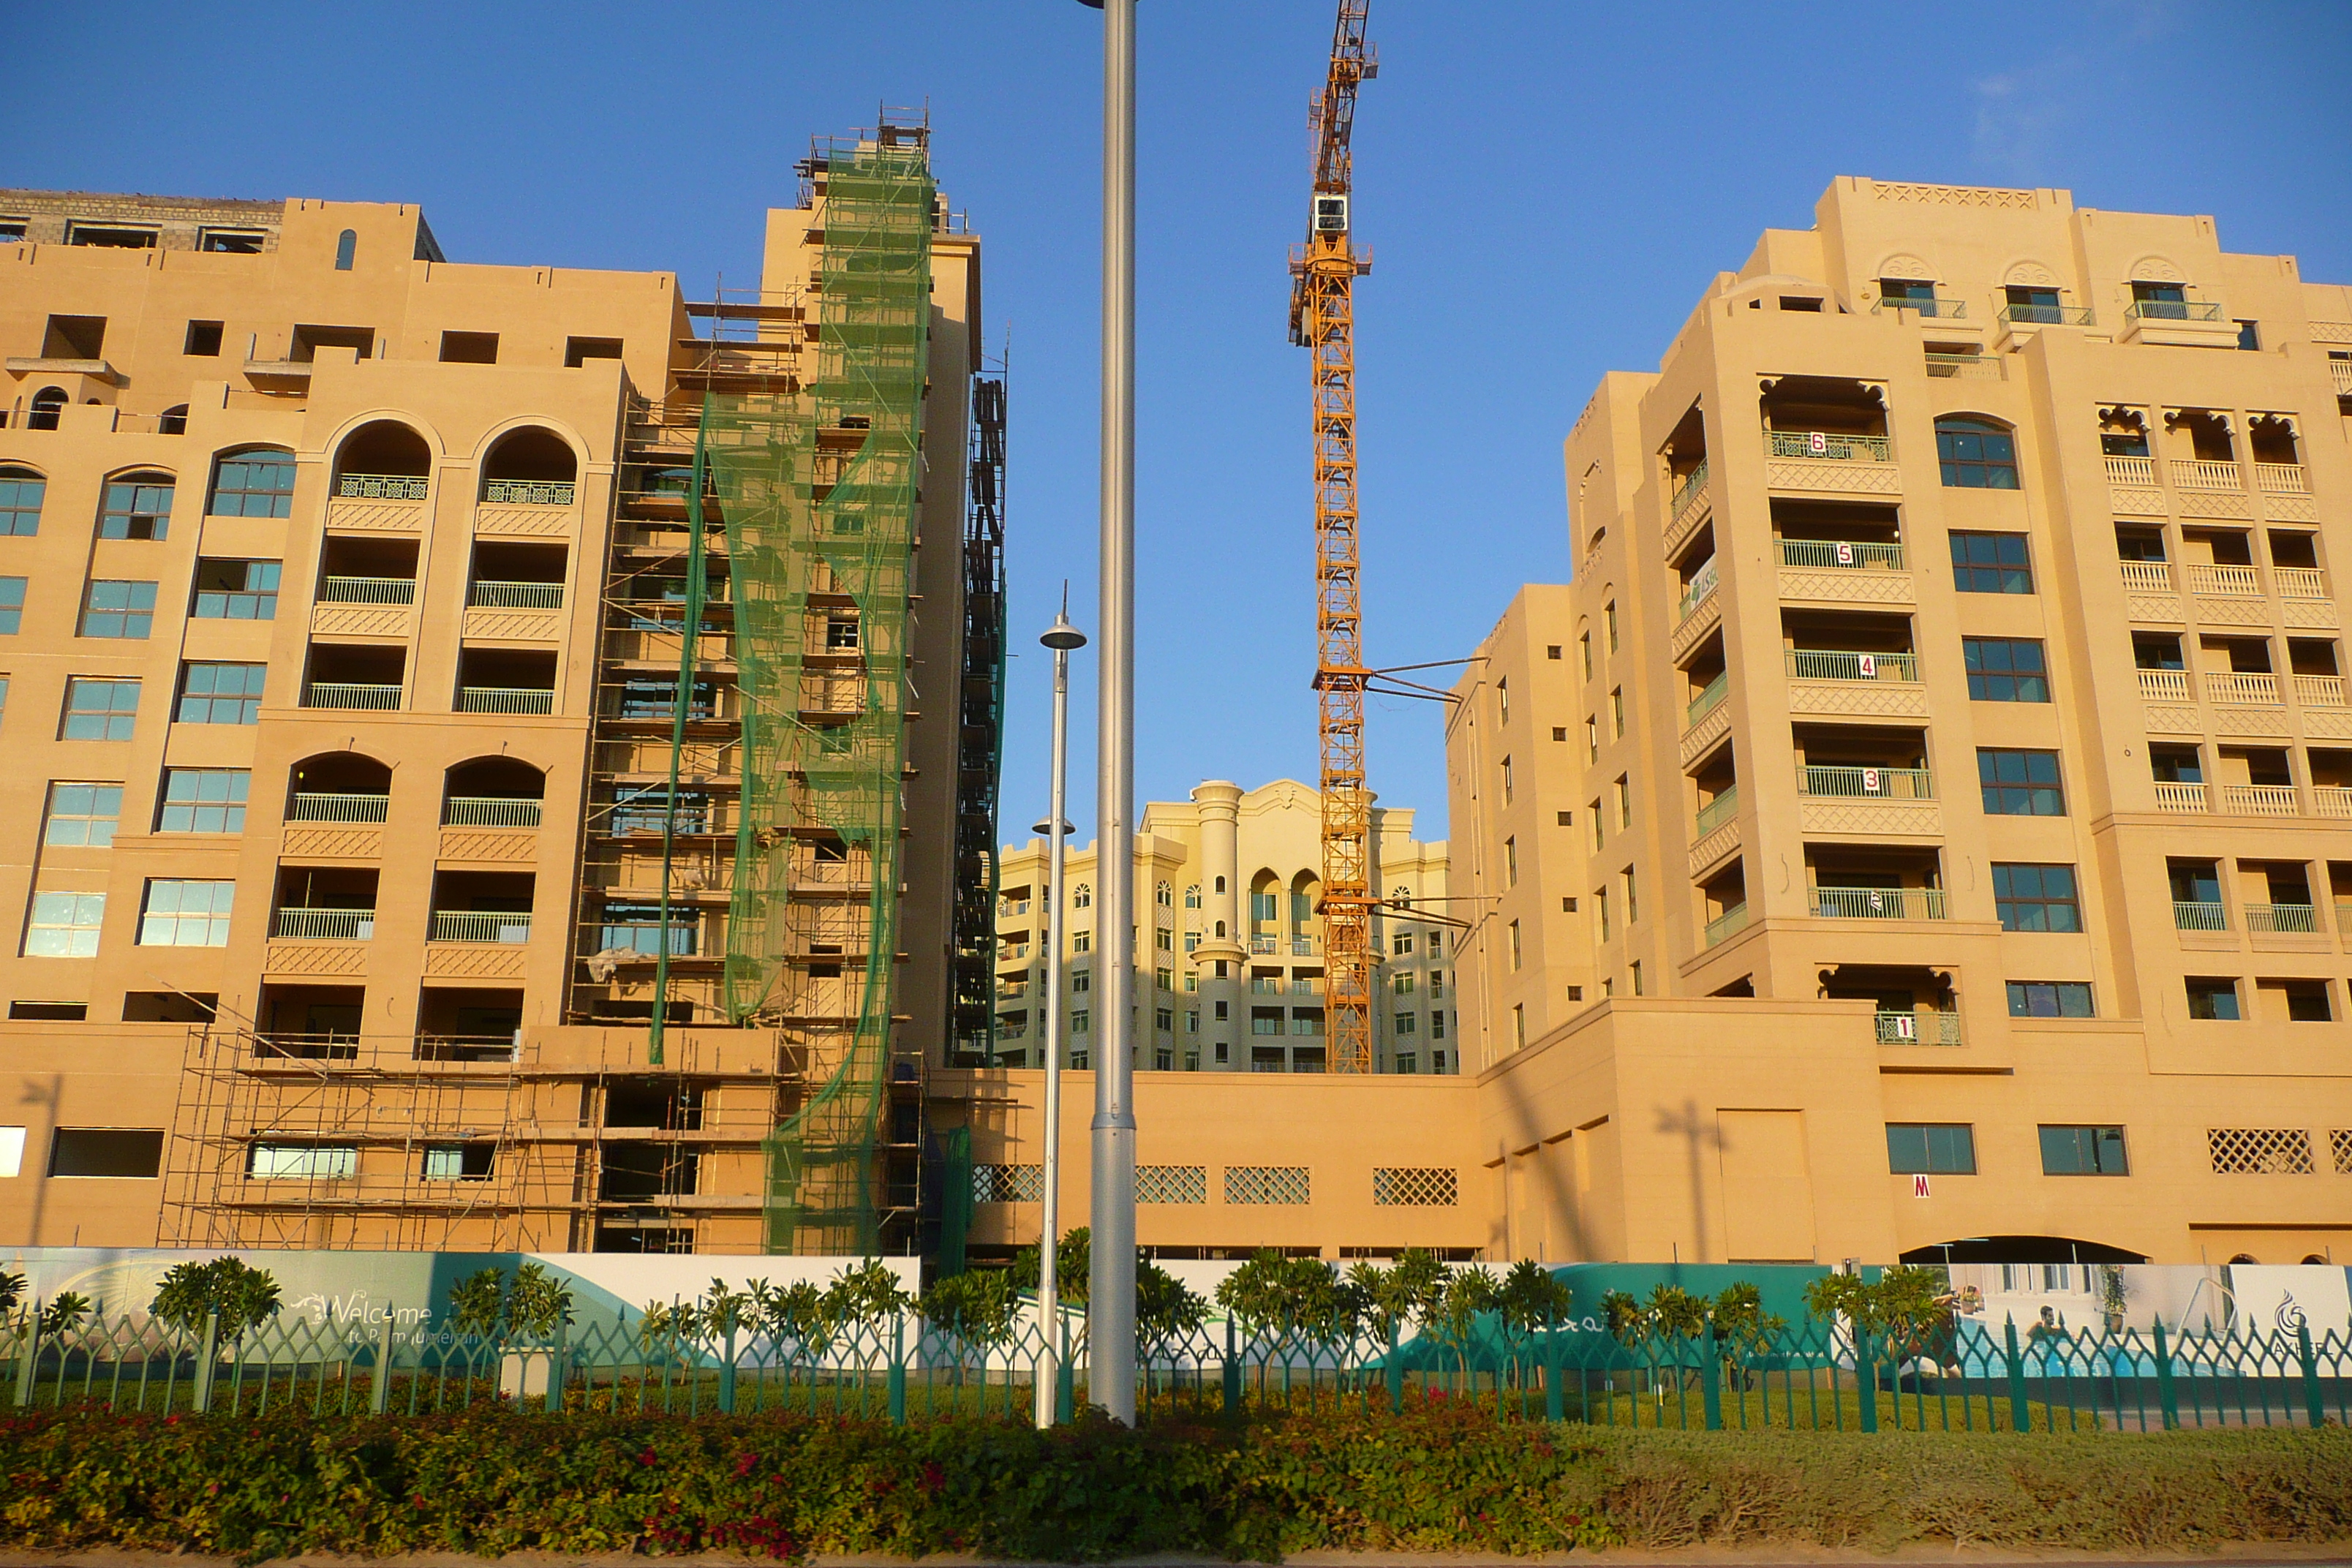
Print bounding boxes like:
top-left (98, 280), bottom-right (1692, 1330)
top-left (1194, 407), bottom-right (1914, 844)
top-left (1033, 604), bottom-right (1086, 1429)
top-left (1088, 0), bottom-right (1139, 1425)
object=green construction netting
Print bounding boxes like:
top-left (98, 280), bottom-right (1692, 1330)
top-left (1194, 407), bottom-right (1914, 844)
top-left (702, 136), bottom-right (933, 1256)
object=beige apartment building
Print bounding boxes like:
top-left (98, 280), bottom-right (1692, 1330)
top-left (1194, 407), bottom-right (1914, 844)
top-left (0, 117), bottom-right (1008, 1256)
top-left (1449, 176), bottom-right (2352, 1267)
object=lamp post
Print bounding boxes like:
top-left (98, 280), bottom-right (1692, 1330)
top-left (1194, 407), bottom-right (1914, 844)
top-left (1081, 0), bottom-right (1139, 1427)
top-left (1033, 605), bottom-right (1086, 1428)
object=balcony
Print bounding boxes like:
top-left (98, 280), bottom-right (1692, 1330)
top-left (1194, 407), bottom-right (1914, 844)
top-left (2122, 298), bottom-right (2236, 348)
top-left (2332, 360), bottom-right (2352, 396)
top-left (1810, 886), bottom-right (1946, 920)
top-left (2173, 901), bottom-right (2228, 932)
top-left (1249, 935), bottom-right (1278, 954)
top-left (1786, 649), bottom-right (1918, 682)
top-left (1292, 935), bottom-right (1318, 957)
top-left (2152, 782), bottom-right (2208, 813)
top-left (1762, 431), bottom-right (1899, 497)
top-left (480, 479), bottom-right (576, 507)
top-left (1765, 431), bottom-right (1891, 461)
top-left (2129, 299), bottom-right (2225, 325)
top-left (1703, 902), bottom-right (1749, 947)
top-left (429, 911), bottom-right (533, 943)
top-left (318, 576), bottom-right (416, 606)
top-left (2245, 902), bottom-right (2320, 935)
top-left (1694, 785), bottom-right (1740, 838)
top-left (2315, 787), bottom-right (2352, 818)
top-left (288, 791), bottom-right (390, 823)
top-left (1779, 539), bottom-right (1904, 572)
top-left (2171, 460), bottom-right (2243, 492)
top-left (443, 796), bottom-right (543, 827)
top-left (2119, 560), bottom-right (2175, 595)
top-left (1999, 301), bottom-right (2093, 327)
top-left (1786, 649), bottom-right (1923, 719)
top-left (336, 473), bottom-right (428, 502)
top-left (2137, 668), bottom-right (2190, 703)
top-left (1800, 764), bottom-right (1933, 799)
top-left (303, 682), bottom-right (402, 710)
top-left (1681, 671), bottom-right (1731, 766)
top-left (2277, 568), bottom-right (2329, 600)
top-left (1925, 352), bottom-right (2002, 382)
top-left (1675, 559), bottom-right (1720, 625)
top-left (1873, 293), bottom-right (1966, 319)
top-left (2186, 564), bottom-right (2261, 598)
top-left (458, 687), bottom-right (554, 715)
top-left (2106, 455), bottom-right (2156, 487)
top-left (1665, 461), bottom-right (1711, 557)
top-left (2217, 784), bottom-right (2300, 817)
top-left (1875, 1009), bottom-right (1962, 1046)
top-left (469, 580), bottom-right (565, 610)
top-left (274, 908), bottom-right (375, 941)
top-left (2204, 672), bottom-right (2282, 706)
top-left (2255, 463), bottom-right (2307, 496)
top-left (1685, 672), bottom-right (1728, 729)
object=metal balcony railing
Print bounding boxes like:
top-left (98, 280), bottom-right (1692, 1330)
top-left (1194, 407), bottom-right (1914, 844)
top-left (1799, 764), bottom-right (1934, 799)
top-left (2171, 459), bottom-right (2242, 491)
top-left (2126, 298), bottom-right (2225, 324)
top-left (2245, 902), bottom-right (2319, 935)
top-left (2103, 455), bottom-right (2155, 485)
top-left (303, 682), bottom-right (402, 710)
top-left (1874, 294), bottom-right (1965, 318)
top-left (274, 907), bottom-right (376, 940)
top-left (2172, 900), bottom-right (2228, 932)
top-left (480, 479), bottom-right (576, 506)
top-left (1765, 430), bottom-right (1893, 462)
top-left (2218, 784), bottom-right (2300, 817)
top-left (1779, 538), bottom-right (1905, 570)
top-left (1786, 649), bottom-right (1918, 682)
top-left (2151, 782), bottom-right (2208, 813)
top-left (2255, 463), bottom-right (2307, 495)
top-left (287, 791), bottom-right (389, 823)
top-left (2136, 668), bottom-right (2190, 702)
top-left (1703, 902), bottom-right (1748, 946)
top-left (1249, 935), bottom-right (1278, 954)
top-left (318, 576), bottom-right (416, 605)
top-left (1999, 301), bottom-right (2093, 326)
top-left (470, 581), bottom-right (565, 610)
top-left (429, 910), bottom-right (532, 943)
top-left (2119, 560), bottom-right (2175, 593)
top-left (1669, 460), bottom-right (1708, 519)
top-left (1811, 886), bottom-right (1945, 920)
top-left (335, 473), bottom-right (428, 500)
top-left (2186, 564), bottom-right (2261, 597)
top-left (1923, 352), bottom-right (2002, 380)
top-left (1685, 671), bottom-right (1730, 728)
top-left (458, 687), bottom-right (554, 715)
top-left (1292, 935), bottom-right (1317, 957)
top-left (2204, 672), bottom-right (2281, 706)
top-left (1676, 559), bottom-right (1719, 622)
top-left (443, 796), bottom-right (543, 827)
top-left (2275, 568), bottom-right (2329, 600)
top-left (1693, 784), bottom-right (1739, 838)
top-left (1875, 1009), bottom-right (1962, 1045)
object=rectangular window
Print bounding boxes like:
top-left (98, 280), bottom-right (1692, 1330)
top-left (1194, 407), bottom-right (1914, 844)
top-left (1589, 800), bottom-right (1603, 849)
top-left (0, 576), bottom-right (24, 633)
top-left (0, 472), bottom-right (40, 537)
top-left (1585, 717), bottom-right (1598, 762)
top-left (1504, 836), bottom-right (1518, 886)
top-left (1155, 1006), bottom-right (1174, 1032)
top-left (1154, 927), bottom-right (1172, 951)
top-left (79, 580), bottom-right (157, 638)
top-left (158, 768), bottom-right (250, 832)
top-left (61, 677), bottom-right (139, 740)
top-left (422, 1144), bottom-right (495, 1181)
top-left (1394, 1011), bottom-right (1417, 1034)
top-left (1153, 965), bottom-right (1173, 991)
top-left (1616, 776), bottom-right (1631, 827)
top-left (1978, 749), bottom-right (2065, 815)
top-left (48, 1128), bottom-right (163, 1178)
top-left (2008, 980), bottom-right (2094, 1018)
top-left (1993, 863), bottom-right (2081, 932)
top-left (42, 783), bottom-right (122, 847)
top-left (1605, 603), bottom-right (1618, 652)
top-left (1936, 421), bottom-right (2019, 488)
top-left (0, 1125), bottom-right (20, 1177)
top-left (1949, 531), bottom-right (2033, 593)
top-left (1070, 1009), bottom-right (1090, 1033)
top-left (2040, 1125), bottom-right (2129, 1176)
top-left (184, 320), bottom-right (225, 356)
top-left (177, 662), bottom-right (265, 724)
top-left (2185, 977), bottom-right (2241, 1020)
top-left (1496, 676), bottom-right (1509, 723)
top-left (25, 891), bottom-right (105, 956)
top-left (1393, 972), bottom-right (1416, 994)
top-left (247, 1142), bottom-right (358, 1180)
top-left (1886, 1122), bottom-right (1977, 1175)
top-left (1431, 1010), bottom-right (1447, 1039)
top-left (1579, 633), bottom-right (1592, 679)
top-left (138, 879), bottom-right (233, 946)
top-left (208, 452), bottom-right (295, 518)
top-left (1508, 919), bottom-right (1522, 970)
top-left (97, 479), bottom-right (174, 540)
top-left (1500, 755), bottom-right (1513, 803)
top-left (1512, 1003), bottom-right (1526, 1049)
top-left (1597, 886), bottom-right (1610, 941)
top-left (1611, 688), bottom-right (1626, 737)
top-left (1963, 637), bottom-right (2049, 703)
top-left (191, 559), bottom-right (280, 619)
top-left (1393, 931), bottom-right (1415, 956)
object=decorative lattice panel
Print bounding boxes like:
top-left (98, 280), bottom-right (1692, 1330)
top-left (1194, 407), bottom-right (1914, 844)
top-left (2208, 1128), bottom-right (2313, 1175)
top-left (1224, 1165), bottom-right (1311, 1206)
top-left (971, 1164), bottom-right (1042, 1204)
top-left (1373, 1166), bottom-right (1459, 1207)
top-left (1137, 1165), bottom-right (1207, 1205)
top-left (2332, 1129), bottom-right (2352, 1175)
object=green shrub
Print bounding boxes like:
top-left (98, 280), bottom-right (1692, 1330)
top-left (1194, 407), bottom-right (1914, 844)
top-left (148, 1258), bottom-right (281, 1341)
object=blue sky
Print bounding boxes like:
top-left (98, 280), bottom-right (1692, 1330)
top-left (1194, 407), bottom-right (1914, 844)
top-left (11, 1), bottom-right (2350, 843)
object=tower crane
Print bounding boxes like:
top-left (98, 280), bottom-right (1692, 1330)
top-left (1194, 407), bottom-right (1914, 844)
top-left (1289, 0), bottom-right (1377, 1075)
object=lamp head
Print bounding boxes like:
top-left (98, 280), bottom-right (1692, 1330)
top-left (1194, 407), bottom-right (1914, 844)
top-left (1033, 818), bottom-right (1077, 837)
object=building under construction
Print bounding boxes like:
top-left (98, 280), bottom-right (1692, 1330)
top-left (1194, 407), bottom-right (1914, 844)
top-left (0, 115), bottom-right (1001, 1256)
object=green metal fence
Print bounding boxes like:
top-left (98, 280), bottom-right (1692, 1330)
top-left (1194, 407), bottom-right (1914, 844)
top-left (7, 1308), bottom-right (2345, 1432)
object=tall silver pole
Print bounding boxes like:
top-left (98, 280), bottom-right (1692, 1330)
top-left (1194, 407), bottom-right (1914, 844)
top-left (1089, 0), bottom-right (1139, 1425)
top-left (1035, 604), bottom-right (1085, 1428)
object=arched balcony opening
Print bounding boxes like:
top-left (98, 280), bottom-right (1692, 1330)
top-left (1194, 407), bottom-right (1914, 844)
top-left (444, 755), bottom-right (546, 827)
top-left (287, 752), bottom-right (393, 823)
top-left (332, 420), bottom-right (431, 501)
top-left (481, 427), bottom-right (577, 506)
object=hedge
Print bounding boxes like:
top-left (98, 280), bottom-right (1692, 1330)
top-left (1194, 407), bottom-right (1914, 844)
top-left (1, 1400), bottom-right (2346, 1561)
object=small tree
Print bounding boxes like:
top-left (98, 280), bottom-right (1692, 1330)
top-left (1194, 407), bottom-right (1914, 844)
top-left (0, 1267), bottom-right (24, 1320)
top-left (149, 1259), bottom-right (280, 1341)
top-left (446, 1263), bottom-right (573, 1342)
top-left (1804, 1264), bottom-right (1956, 1367)
top-left (1496, 1259), bottom-right (1573, 1333)
top-left (447, 1268), bottom-right (508, 1338)
top-left (38, 1291), bottom-right (92, 1336)
top-left (921, 1268), bottom-right (1016, 1346)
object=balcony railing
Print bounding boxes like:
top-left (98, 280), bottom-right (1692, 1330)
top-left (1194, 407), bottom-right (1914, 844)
top-left (429, 910), bottom-right (533, 943)
top-left (1875, 1009), bottom-right (1962, 1045)
top-left (1292, 935), bottom-right (1317, 957)
top-left (1694, 783), bottom-right (1739, 838)
top-left (1799, 764), bottom-right (1934, 799)
top-left (2104, 455), bottom-right (2155, 486)
top-left (1874, 294), bottom-right (1966, 318)
top-left (2173, 900), bottom-right (2228, 932)
top-left (2152, 782), bottom-right (2208, 813)
top-left (2204, 672), bottom-right (2281, 706)
top-left (303, 682), bottom-right (402, 710)
top-left (480, 479), bottom-right (576, 506)
top-left (458, 687), bottom-right (554, 715)
top-left (1811, 886), bottom-right (1946, 920)
top-left (1923, 351), bottom-right (2002, 380)
top-left (2001, 301), bottom-right (2095, 326)
top-left (1669, 460), bottom-right (1708, 519)
top-left (2246, 902), bottom-right (2320, 935)
top-left (2276, 567), bottom-right (2329, 600)
top-left (2136, 668), bottom-right (2190, 701)
top-left (1249, 935), bottom-right (1277, 954)
top-left (1685, 671), bottom-right (1729, 728)
top-left (2119, 560), bottom-right (2174, 593)
top-left (2315, 786), bottom-right (2352, 818)
top-left (1779, 538), bottom-right (1905, 570)
top-left (470, 581), bottom-right (565, 609)
top-left (1765, 431), bottom-right (1893, 463)
top-left (2296, 674), bottom-right (2347, 708)
top-left (287, 791), bottom-right (389, 823)
top-left (2171, 459), bottom-right (2242, 491)
top-left (2126, 298), bottom-right (2225, 324)
top-left (1703, 902), bottom-right (1749, 947)
top-left (2254, 463), bottom-right (2307, 495)
top-left (335, 474), bottom-right (428, 500)
top-left (318, 576), bottom-right (417, 605)
top-left (2186, 564), bottom-right (2261, 597)
top-left (2218, 783), bottom-right (2299, 817)
top-left (274, 907), bottom-right (376, 941)
top-left (2332, 360), bottom-right (2352, 396)
top-left (1676, 559), bottom-right (1719, 622)
top-left (1786, 649), bottom-right (1918, 683)
top-left (443, 796), bottom-right (543, 827)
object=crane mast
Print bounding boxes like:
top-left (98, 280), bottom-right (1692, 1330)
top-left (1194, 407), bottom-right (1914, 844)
top-left (1289, 0), bottom-right (1376, 1075)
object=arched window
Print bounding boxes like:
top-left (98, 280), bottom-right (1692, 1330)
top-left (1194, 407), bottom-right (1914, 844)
top-left (1072, 883), bottom-right (1091, 909)
top-left (98, 470), bottom-right (175, 540)
top-left (481, 427), bottom-right (578, 505)
top-left (1214, 920), bottom-right (1226, 938)
top-left (1183, 884), bottom-right (1201, 909)
top-left (159, 404), bottom-right (189, 436)
top-left (1935, 417), bottom-right (2018, 490)
top-left (0, 467), bottom-right (45, 536)
top-left (334, 229), bottom-right (357, 271)
top-left (1156, 880), bottom-right (1172, 908)
top-left (208, 448), bottom-right (296, 517)
top-left (28, 386), bottom-right (66, 431)
top-left (444, 756), bottom-right (548, 827)
top-left (333, 420), bottom-right (430, 500)
top-left (1213, 875), bottom-right (1226, 894)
